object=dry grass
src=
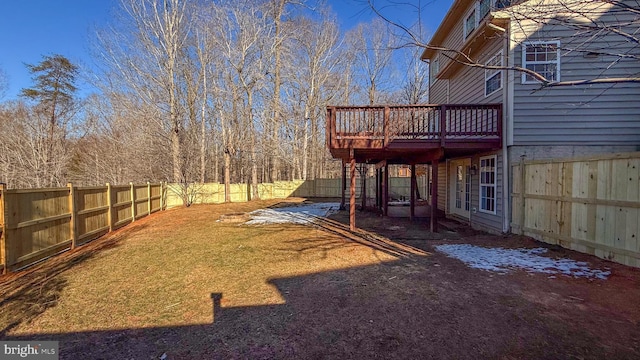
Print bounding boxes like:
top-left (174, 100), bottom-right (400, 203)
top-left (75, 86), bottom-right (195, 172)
top-left (0, 198), bottom-right (420, 335)
top-left (1, 199), bottom-right (639, 359)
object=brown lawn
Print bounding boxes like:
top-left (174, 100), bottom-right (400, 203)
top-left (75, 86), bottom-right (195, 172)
top-left (1, 198), bottom-right (639, 359)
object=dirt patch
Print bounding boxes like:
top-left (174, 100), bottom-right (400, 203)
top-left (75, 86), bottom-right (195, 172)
top-left (218, 212), bottom-right (249, 223)
top-left (1, 200), bottom-right (639, 359)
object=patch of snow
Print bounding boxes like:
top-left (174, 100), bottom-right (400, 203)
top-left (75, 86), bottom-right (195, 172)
top-left (245, 202), bottom-right (340, 225)
top-left (434, 244), bottom-right (610, 280)
top-left (388, 201), bottom-right (410, 206)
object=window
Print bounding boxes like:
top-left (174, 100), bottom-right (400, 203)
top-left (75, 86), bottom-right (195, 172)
top-left (465, 0), bottom-right (506, 40)
top-left (464, 9), bottom-right (477, 39)
top-left (494, 0), bottom-right (511, 9)
top-left (522, 41), bottom-right (560, 84)
top-left (479, 0), bottom-right (492, 19)
top-left (485, 51), bottom-right (503, 96)
top-left (479, 156), bottom-right (496, 214)
top-left (430, 57), bottom-right (439, 85)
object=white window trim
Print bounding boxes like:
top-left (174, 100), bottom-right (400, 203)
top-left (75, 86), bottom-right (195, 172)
top-left (521, 40), bottom-right (561, 84)
top-left (479, 155), bottom-right (497, 215)
top-left (430, 56), bottom-right (439, 85)
top-left (463, 7), bottom-right (478, 40)
top-left (485, 50), bottom-right (503, 97)
top-left (463, 0), bottom-right (498, 41)
top-left (479, 0), bottom-right (492, 19)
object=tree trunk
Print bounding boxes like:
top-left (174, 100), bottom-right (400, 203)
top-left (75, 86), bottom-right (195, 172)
top-left (224, 150), bottom-right (231, 202)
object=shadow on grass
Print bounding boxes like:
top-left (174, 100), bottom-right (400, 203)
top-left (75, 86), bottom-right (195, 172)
top-left (0, 223), bottom-right (148, 336)
top-left (3, 258), bottom-right (633, 360)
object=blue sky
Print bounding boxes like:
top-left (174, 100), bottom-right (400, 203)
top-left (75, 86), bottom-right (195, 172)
top-left (0, 0), bottom-right (452, 100)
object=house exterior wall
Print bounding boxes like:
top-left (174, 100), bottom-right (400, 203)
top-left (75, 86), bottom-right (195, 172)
top-left (470, 150), bottom-right (504, 233)
top-left (438, 162), bottom-right (447, 212)
top-left (427, 0), bottom-right (639, 234)
top-left (448, 39), bottom-right (504, 104)
top-left (508, 0), bottom-right (640, 145)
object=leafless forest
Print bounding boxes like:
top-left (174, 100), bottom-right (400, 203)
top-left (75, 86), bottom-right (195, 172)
top-left (0, 0), bottom-right (427, 191)
top-left (1, 0), bottom-right (636, 193)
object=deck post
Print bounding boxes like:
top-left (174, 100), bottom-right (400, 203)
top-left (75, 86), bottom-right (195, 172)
top-left (383, 106), bottom-right (390, 147)
top-left (439, 105), bottom-right (447, 147)
top-left (361, 165), bottom-right (367, 210)
top-left (349, 149), bottom-right (356, 231)
top-left (340, 160), bottom-right (346, 210)
top-left (376, 168), bottom-right (381, 211)
top-left (430, 160), bottom-right (439, 232)
top-left (410, 164), bottom-right (416, 221)
top-left (383, 163), bottom-right (389, 216)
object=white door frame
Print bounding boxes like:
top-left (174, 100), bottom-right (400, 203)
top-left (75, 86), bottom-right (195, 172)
top-left (449, 158), bottom-right (471, 219)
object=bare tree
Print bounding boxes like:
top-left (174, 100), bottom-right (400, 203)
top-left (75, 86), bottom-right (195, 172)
top-left (368, 0), bottom-right (640, 87)
top-left (288, 12), bottom-right (342, 179)
top-left (347, 18), bottom-right (396, 105)
top-left (0, 66), bottom-right (8, 100)
top-left (99, 0), bottom-right (190, 183)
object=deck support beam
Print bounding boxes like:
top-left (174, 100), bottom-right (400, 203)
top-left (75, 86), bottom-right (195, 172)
top-left (340, 160), bottom-right (346, 210)
top-left (349, 149), bottom-right (356, 231)
top-left (376, 168), bottom-right (381, 211)
top-left (382, 163), bottom-right (389, 216)
top-left (410, 164), bottom-right (416, 221)
top-left (430, 160), bottom-right (439, 232)
top-left (361, 165), bottom-right (367, 210)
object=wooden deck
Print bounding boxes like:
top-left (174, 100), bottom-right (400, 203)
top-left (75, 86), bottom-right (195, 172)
top-left (326, 104), bottom-right (502, 163)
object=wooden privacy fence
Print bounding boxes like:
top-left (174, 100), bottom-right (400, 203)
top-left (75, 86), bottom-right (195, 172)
top-left (0, 182), bottom-right (164, 273)
top-left (511, 152), bottom-right (640, 268)
top-left (165, 178), bottom-right (418, 208)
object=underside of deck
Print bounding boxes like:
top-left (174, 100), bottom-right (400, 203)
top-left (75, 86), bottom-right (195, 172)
top-left (326, 104), bottom-right (503, 232)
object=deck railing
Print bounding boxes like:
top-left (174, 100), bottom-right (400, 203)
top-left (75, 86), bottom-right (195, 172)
top-left (327, 104), bottom-right (502, 149)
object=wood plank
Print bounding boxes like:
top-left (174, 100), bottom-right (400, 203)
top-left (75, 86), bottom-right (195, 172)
top-left (522, 151), bottom-right (640, 166)
top-left (76, 205), bottom-right (110, 216)
top-left (522, 194), bottom-right (640, 209)
top-left (14, 240), bottom-right (72, 265)
top-left (10, 213), bottom-right (72, 230)
top-left (523, 226), bottom-right (640, 260)
top-left (77, 226), bottom-right (110, 244)
top-left (0, 184), bottom-right (7, 273)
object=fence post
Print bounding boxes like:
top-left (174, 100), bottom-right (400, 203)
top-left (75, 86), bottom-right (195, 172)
top-left (147, 182), bottom-right (151, 216)
top-left (68, 183), bottom-right (78, 249)
top-left (0, 183), bottom-right (8, 274)
top-left (106, 183), bottom-right (113, 232)
top-left (518, 156), bottom-right (526, 234)
top-left (160, 181), bottom-right (164, 210)
top-left (130, 182), bottom-right (136, 222)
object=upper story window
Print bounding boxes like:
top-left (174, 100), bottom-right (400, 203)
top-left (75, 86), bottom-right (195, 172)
top-left (464, 0), bottom-right (508, 40)
top-left (430, 57), bottom-right (440, 85)
top-left (485, 51), bottom-right (503, 96)
top-left (464, 9), bottom-right (477, 39)
top-left (479, 0), bottom-right (492, 19)
top-left (522, 41), bottom-right (561, 84)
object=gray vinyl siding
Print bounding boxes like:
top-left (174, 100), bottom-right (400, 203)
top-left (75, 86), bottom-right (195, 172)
top-left (449, 38), bottom-right (504, 104)
top-left (430, 78), bottom-right (449, 104)
top-left (470, 151), bottom-right (503, 233)
top-left (511, 2), bottom-right (640, 145)
top-left (443, 151), bottom-right (504, 233)
top-left (438, 162), bottom-right (447, 212)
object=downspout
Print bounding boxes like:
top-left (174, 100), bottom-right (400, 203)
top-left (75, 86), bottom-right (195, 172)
top-left (502, 19), bottom-right (514, 233)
